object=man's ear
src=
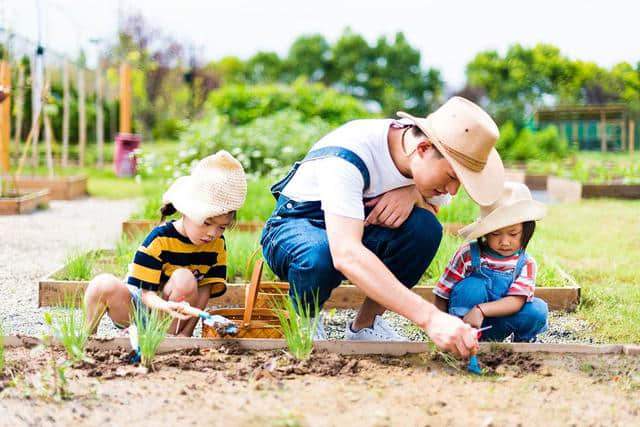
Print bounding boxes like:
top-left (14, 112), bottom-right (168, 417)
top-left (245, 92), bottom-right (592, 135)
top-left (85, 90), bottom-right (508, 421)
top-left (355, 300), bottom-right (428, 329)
top-left (415, 139), bottom-right (434, 157)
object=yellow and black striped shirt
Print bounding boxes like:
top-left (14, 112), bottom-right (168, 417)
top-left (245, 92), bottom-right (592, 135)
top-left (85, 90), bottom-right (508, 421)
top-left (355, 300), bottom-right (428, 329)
top-left (127, 221), bottom-right (227, 297)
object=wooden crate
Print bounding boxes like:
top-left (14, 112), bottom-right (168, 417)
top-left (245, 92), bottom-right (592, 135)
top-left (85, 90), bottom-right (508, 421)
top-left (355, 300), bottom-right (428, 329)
top-left (11, 175), bottom-right (87, 200)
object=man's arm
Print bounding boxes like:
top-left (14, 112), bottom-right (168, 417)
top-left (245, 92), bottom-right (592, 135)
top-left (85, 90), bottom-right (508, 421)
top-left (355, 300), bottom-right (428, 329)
top-left (324, 213), bottom-right (478, 357)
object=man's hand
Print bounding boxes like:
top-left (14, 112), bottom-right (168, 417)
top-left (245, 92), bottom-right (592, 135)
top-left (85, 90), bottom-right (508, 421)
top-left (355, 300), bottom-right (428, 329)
top-left (463, 305), bottom-right (484, 329)
top-left (424, 310), bottom-right (479, 358)
top-left (365, 185), bottom-right (417, 228)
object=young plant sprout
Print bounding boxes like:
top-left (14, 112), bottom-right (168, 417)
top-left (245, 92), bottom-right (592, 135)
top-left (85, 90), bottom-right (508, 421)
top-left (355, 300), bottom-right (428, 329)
top-left (44, 292), bottom-right (93, 364)
top-left (130, 303), bottom-right (172, 370)
top-left (272, 289), bottom-right (319, 360)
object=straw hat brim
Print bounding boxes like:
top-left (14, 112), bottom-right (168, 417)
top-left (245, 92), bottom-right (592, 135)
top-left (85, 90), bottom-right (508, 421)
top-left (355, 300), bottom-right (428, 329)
top-left (162, 176), bottom-right (231, 225)
top-left (397, 112), bottom-right (504, 206)
top-left (457, 199), bottom-right (548, 242)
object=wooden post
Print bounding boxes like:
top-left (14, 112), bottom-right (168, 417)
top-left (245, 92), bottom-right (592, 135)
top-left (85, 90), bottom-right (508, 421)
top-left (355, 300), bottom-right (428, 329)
top-left (62, 61), bottom-right (70, 168)
top-left (620, 118), bottom-right (627, 151)
top-left (12, 64), bottom-right (24, 163)
top-left (119, 63), bottom-right (132, 134)
top-left (600, 110), bottom-right (606, 152)
top-left (43, 69), bottom-right (54, 178)
top-left (630, 120), bottom-right (635, 153)
top-left (0, 60), bottom-right (10, 172)
top-left (31, 53), bottom-right (44, 168)
top-left (572, 119), bottom-right (578, 149)
top-left (95, 59), bottom-right (104, 167)
top-left (78, 66), bottom-right (86, 168)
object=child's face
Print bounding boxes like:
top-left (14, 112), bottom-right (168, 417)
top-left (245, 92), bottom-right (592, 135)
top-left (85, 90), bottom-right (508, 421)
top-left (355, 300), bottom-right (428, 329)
top-left (183, 212), bottom-right (235, 245)
top-left (485, 223), bottom-right (523, 256)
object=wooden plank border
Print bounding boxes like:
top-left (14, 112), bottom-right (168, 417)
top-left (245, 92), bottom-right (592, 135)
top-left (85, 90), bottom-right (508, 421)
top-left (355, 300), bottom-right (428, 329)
top-left (39, 269), bottom-right (581, 312)
top-left (2, 335), bottom-right (632, 356)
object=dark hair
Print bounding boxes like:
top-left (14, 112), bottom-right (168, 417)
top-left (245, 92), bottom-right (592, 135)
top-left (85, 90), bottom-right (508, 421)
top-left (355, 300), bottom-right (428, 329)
top-left (408, 125), bottom-right (443, 158)
top-left (160, 203), bottom-right (177, 222)
top-left (477, 220), bottom-right (537, 252)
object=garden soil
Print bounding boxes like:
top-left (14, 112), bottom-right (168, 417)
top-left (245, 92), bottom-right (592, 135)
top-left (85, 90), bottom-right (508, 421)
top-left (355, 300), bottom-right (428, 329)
top-left (1, 345), bottom-right (639, 426)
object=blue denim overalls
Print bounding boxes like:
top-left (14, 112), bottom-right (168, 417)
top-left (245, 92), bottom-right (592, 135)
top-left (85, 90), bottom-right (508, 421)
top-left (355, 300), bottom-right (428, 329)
top-left (260, 146), bottom-right (443, 314)
top-left (448, 241), bottom-right (548, 342)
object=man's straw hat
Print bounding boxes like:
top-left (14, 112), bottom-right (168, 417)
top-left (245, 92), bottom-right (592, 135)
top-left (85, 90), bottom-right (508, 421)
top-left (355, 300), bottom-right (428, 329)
top-left (397, 96), bottom-right (504, 206)
top-left (458, 181), bottom-right (547, 242)
top-left (163, 150), bottom-right (247, 225)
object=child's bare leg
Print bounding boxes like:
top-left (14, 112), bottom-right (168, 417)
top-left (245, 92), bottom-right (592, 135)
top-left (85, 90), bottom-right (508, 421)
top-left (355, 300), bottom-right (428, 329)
top-left (175, 284), bottom-right (212, 337)
top-left (84, 274), bottom-right (132, 333)
top-left (162, 268), bottom-right (199, 336)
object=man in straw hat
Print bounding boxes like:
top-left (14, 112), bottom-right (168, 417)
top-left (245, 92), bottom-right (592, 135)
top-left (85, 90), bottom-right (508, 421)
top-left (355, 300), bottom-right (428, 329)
top-left (261, 96), bottom-right (504, 357)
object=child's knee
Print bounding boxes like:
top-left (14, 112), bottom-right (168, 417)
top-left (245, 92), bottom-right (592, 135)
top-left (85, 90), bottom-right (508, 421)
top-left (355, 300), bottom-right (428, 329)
top-left (86, 274), bottom-right (122, 302)
top-left (167, 268), bottom-right (198, 299)
top-left (527, 298), bottom-right (548, 326)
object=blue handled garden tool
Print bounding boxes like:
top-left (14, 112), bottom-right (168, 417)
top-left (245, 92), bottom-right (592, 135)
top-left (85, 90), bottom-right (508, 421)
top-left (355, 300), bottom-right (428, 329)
top-left (468, 325), bottom-right (493, 374)
top-left (179, 304), bottom-right (239, 337)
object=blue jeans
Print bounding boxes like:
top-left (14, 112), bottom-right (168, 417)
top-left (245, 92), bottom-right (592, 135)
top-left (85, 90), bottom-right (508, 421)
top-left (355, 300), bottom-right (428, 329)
top-left (261, 196), bottom-right (443, 315)
top-left (448, 276), bottom-right (549, 342)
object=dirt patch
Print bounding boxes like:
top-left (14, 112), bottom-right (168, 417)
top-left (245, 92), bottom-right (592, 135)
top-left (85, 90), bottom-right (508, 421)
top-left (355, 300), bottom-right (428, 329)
top-left (479, 348), bottom-right (543, 376)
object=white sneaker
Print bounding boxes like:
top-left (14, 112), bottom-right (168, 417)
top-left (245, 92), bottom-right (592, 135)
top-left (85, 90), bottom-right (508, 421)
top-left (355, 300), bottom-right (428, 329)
top-left (345, 315), bottom-right (408, 341)
top-left (310, 313), bottom-right (327, 341)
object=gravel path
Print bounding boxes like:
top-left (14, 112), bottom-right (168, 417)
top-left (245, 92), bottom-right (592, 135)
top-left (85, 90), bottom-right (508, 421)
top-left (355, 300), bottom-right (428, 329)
top-left (0, 197), bottom-right (137, 336)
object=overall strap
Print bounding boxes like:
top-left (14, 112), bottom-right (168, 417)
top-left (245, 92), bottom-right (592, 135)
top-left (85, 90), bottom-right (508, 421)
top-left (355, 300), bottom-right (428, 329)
top-left (301, 146), bottom-right (370, 191)
top-left (469, 241), bottom-right (482, 272)
top-left (512, 250), bottom-right (528, 282)
top-left (270, 145), bottom-right (371, 200)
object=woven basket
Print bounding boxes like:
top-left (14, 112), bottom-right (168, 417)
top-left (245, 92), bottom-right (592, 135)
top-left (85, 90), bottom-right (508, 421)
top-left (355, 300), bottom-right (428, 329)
top-left (202, 259), bottom-right (285, 339)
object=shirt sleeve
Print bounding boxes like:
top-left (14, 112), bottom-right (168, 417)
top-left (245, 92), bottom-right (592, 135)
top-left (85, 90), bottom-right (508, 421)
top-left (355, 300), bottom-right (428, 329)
top-left (317, 157), bottom-right (366, 220)
top-left (201, 237), bottom-right (228, 297)
top-left (127, 238), bottom-right (164, 292)
top-left (433, 243), bottom-right (471, 300)
top-left (508, 254), bottom-right (536, 301)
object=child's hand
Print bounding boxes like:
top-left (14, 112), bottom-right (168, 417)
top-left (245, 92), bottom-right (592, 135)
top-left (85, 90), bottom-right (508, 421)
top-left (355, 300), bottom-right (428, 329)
top-left (163, 301), bottom-right (195, 320)
top-left (463, 306), bottom-right (484, 329)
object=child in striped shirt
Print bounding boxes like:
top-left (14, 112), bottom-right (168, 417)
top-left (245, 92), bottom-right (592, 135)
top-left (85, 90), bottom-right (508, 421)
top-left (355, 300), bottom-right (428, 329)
top-left (434, 182), bottom-right (549, 342)
top-left (84, 151), bottom-right (247, 337)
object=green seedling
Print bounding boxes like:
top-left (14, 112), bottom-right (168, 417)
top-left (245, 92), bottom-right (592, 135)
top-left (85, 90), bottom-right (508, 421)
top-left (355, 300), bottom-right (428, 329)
top-left (38, 321), bottom-right (72, 401)
top-left (272, 289), bottom-right (319, 360)
top-left (57, 249), bottom-right (97, 281)
top-left (130, 304), bottom-right (172, 370)
top-left (44, 293), bottom-right (94, 364)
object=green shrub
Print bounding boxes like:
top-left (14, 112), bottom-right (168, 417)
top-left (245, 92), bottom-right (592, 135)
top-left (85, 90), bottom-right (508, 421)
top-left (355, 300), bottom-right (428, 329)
top-left (206, 80), bottom-right (371, 127)
top-left (498, 122), bottom-right (569, 161)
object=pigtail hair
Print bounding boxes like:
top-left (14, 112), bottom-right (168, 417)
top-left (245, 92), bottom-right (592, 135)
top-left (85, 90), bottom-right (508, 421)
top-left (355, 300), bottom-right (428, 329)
top-left (160, 203), bottom-right (177, 222)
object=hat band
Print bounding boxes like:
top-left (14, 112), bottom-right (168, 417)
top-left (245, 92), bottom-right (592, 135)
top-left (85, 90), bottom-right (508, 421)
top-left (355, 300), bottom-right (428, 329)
top-left (441, 144), bottom-right (486, 172)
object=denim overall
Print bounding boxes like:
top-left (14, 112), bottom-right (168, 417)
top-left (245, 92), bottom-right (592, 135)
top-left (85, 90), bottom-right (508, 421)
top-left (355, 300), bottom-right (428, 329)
top-left (448, 241), bottom-right (548, 342)
top-left (260, 146), bottom-right (443, 315)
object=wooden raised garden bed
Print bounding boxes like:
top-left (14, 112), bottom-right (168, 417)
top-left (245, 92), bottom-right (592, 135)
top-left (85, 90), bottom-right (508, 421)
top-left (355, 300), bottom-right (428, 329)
top-left (10, 174), bottom-right (88, 200)
top-left (122, 219), bottom-right (266, 237)
top-left (525, 174), bottom-right (548, 191)
top-left (582, 183), bottom-right (640, 199)
top-left (39, 265), bottom-right (581, 312)
top-left (0, 188), bottom-right (50, 215)
top-left (547, 176), bottom-right (582, 203)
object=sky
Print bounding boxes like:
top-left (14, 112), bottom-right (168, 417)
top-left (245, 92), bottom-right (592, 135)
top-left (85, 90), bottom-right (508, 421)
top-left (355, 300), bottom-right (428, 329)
top-left (5, 0), bottom-right (640, 90)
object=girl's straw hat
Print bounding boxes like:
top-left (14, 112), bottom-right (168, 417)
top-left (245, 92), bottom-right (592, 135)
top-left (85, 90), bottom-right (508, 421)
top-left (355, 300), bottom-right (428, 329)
top-left (458, 181), bottom-right (547, 242)
top-left (397, 96), bottom-right (504, 206)
top-left (163, 150), bottom-right (247, 225)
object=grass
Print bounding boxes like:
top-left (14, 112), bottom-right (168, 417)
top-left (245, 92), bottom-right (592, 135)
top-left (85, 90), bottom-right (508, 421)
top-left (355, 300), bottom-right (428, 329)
top-left (437, 188), bottom-right (479, 224)
top-left (273, 289), bottom-right (319, 360)
top-left (225, 231), bottom-right (278, 282)
top-left (131, 304), bottom-right (172, 370)
top-left (57, 249), bottom-right (99, 281)
top-left (534, 199), bottom-right (640, 342)
top-left (43, 293), bottom-right (92, 363)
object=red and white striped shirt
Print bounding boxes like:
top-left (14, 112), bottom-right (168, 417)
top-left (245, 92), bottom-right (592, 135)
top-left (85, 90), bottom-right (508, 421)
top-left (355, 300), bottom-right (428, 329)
top-left (434, 243), bottom-right (536, 301)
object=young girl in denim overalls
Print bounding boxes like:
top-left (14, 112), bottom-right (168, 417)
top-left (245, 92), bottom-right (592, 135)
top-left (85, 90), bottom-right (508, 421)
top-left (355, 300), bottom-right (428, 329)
top-left (434, 182), bottom-right (549, 342)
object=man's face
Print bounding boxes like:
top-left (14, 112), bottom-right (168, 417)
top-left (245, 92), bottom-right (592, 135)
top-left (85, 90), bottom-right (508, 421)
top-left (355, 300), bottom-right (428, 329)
top-left (410, 143), bottom-right (460, 200)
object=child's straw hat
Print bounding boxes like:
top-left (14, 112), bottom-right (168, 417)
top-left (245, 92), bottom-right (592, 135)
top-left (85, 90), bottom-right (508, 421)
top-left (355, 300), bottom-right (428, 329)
top-left (163, 150), bottom-right (247, 225)
top-left (397, 96), bottom-right (504, 206)
top-left (458, 181), bottom-right (547, 242)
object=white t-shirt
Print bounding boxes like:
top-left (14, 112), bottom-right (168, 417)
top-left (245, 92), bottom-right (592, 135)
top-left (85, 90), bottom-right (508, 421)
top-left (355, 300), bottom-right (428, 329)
top-left (281, 119), bottom-right (415, 220)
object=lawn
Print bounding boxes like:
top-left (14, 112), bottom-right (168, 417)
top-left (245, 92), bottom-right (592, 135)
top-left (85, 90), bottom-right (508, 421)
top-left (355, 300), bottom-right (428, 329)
top-left (534, 198), bottom-right (640, 342)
